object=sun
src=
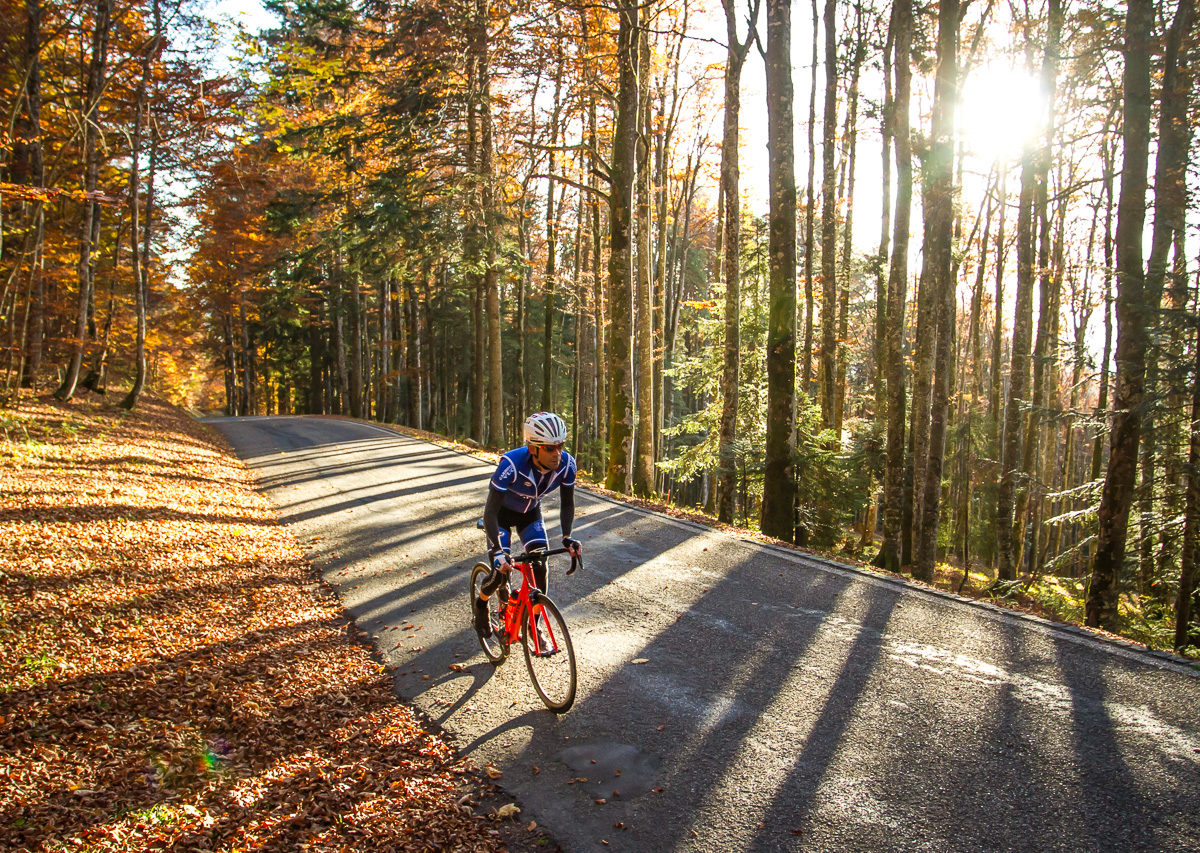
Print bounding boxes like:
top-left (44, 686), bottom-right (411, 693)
top-left (957, 63), bottom-right (1047, 164)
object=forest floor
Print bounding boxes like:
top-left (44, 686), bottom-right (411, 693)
top-left (0, 394), bottom-right (556, 852)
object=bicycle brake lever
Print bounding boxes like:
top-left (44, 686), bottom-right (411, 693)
top-left (566, 555), bottom-right (581, 575)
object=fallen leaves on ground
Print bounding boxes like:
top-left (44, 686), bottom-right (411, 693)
top-left (0, 395), bottom-right (550, 852)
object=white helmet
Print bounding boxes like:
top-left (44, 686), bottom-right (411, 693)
top-left (523, 411), bottom-right (568, 444)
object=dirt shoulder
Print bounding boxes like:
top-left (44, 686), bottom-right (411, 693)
top-left (0, 395), bottom-right (555, 852)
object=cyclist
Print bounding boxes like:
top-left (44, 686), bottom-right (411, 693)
top-left (473, 411), bottom-right (582, 639)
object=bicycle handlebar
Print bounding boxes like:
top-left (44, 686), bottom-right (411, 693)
top-left (477, 518), bottom-right (584, 575)
top-left (501, 546), bottom-right (583, 576)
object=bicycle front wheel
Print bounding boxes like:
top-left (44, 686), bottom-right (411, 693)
top-left (470, 563), bottom-right (508, 664)
top-left (522, 595), bottom-right (576, 713)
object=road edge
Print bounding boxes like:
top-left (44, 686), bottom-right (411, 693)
top-left (216, 413), bottom-right (1200, 679)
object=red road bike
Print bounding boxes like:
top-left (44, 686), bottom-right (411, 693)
top-left (469, 547), bottom-right (579, 713)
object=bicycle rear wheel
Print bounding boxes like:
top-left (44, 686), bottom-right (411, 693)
top-left (522, 595), bottom-right (576, 713)
top-left (469, 563), bottom-right (508, 664)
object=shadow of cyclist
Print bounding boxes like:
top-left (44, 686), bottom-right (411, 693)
top-left (425, 660), bottom-right (503, 725)
top-left (452, 709), bottom-right (561, 760)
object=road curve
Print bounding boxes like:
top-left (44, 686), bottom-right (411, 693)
top-left (208, 415), bottom-right (1200, 853)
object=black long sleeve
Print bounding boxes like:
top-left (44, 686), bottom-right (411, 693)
top-left (560, 485), bottom-right (575, 539)
top-left (483, 485), bottom-right (505, 556)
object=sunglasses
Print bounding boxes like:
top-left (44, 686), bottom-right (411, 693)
top-left (534, 442), bottom-right (565, 451)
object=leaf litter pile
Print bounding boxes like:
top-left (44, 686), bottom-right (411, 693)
top-left (0, 396), bottom-right (549, 852)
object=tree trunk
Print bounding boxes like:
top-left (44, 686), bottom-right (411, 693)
top-left (332, 278), bottom-right (348, 413)
top-left (1162, 212), bottom-right (1194, 585)
top-left (913, 0), bottom-right (960, 583)
top-left (309, 293), bottom-right (325, 415)
top-left (997, 121), bottom-right (1042, 579)
top-left (716, 0), bottom-right (757, 524)
top-left (989, 163), bottom-right (1008, 431)
top-left (633, 10), bottom-right (656, 496)
top-left (1090, 114), bottom-right (1117, 484)
top-left (605, 0), bottom-right (638, 493)
top-left (877, 0), bottom-right (912, 574)
top-left (801, 0), bottom-right (818, 396)
top-left (120, 10), bottom-right (156, 411)
top-left (1012, 0), bottom-right (1063, 572)
top-left (834, 2), bottom-right (864, 438)
top-left (588, 87), bottom-right (607, 459)
top-left (1139, 0), bottom-right (1196, 598)
top-left (874, 6), bottom-right (893, 428)
top-left (57, 0), bottom-right (111, 401)
top-left (346, 255), bottom-right (363, 419)
top-left (465, 67), bottom-right (485, 442)
top-left (1174, 283), bottom-right (1200, 650)
top-left (17, 0), bottom-right (46, 389)
top-left (542, 43), bottom-right (564, 414)
top-left (654, 27), bottom-right (685, 480)
top-left (476, 0), bottom-right (504, 447)
top-left (761, 0), bottom-right (798, 541)
top-left (818, 0), bottom-right (838, 430)
top-left (1086, 0), bottom-right (1154, 630)
top-left (223, 310), bottom-right (237, 415)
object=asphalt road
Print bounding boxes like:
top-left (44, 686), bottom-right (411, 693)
top-left (208, 415), bottom-right (1200, 853)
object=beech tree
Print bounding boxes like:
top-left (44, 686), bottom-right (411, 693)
top-left (716, 0), bottom-right (760, 524)
top-left (759, 0), bottom-right (797, 542)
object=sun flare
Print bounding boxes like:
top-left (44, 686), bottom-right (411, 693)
top-left (958, 64), bottom-right (1046, 163)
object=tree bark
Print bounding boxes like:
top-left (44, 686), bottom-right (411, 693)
top-left (1140, 0), bottom-right (1196, 597)
top-left (606, 0), bottom-right (638, 493)
top-left (633, 9), bottom-right (656, 495)
top-left (761, 0), bottom-right (798, 541)
top-left (466, 60), bottom-right (484, 442)
top-left (877, 0), bottom-right (912, 574)
top-left (121, 2), bottom-right (160, 411)
top-left (17, 0), bottom-right (46, 389)
top-left (57, 0), bottom-right (111, 401)
top-left (1086, 0), bottom-right (1154, 629)
top-left (834, 1), bottom-right (864, 438)
top-left (874, 6), bottom-right (893, 428)
top-left (1090, 112), bottom-right (1118, 484)
top-left (913, 0), bottom-right (960, 583)
top-left (716, 0), bottom-right (758, 524)
top-left (1012, 0), bottom-right (1063, 572)
top-left (997, 99), bottom-right (1042, 580)
top-left (801, 0), bottom-right (818, 395)
top-left (542, 40), bottom-right (565, 414)
top-left (477, 0), bottom-right (505, 448)
top-left (818, 0), bottom-right (838, 430)
top-left (1174, 281), bottom-right (1200, 650)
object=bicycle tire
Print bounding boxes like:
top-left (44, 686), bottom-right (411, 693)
top-left (469, 563), bottom-right (508, 664)
top-left (522, 595), bottom-right (576, 713)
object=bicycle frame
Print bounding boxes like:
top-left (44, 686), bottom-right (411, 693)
top-left (470, 543), bottom-right (581, 712)
top-left (494, 547), bottom-right (577, 654)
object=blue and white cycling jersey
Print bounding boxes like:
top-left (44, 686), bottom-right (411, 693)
top-left (490, 446), bottom-right (577, 513)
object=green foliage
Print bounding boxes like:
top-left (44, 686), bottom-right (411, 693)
top-left (660, 212), bottom-right (770, 517)
top-left (663, 210), bottom-right (878, 544)
top-left (20, 652), bottom-right (60, 675)
top-left (793, 401), bottom-right (870, 548)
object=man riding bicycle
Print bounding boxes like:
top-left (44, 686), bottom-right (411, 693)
top-left (473, 411), bottom-right (582, 639)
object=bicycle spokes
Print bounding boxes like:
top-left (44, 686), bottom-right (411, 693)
top-left (530, 606), bottom-right (559, 656)
top-left (522, 597), bottom-right (576, 712)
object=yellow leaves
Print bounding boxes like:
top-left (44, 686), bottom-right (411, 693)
top-left (0, 396), bottom-right (512, 851)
